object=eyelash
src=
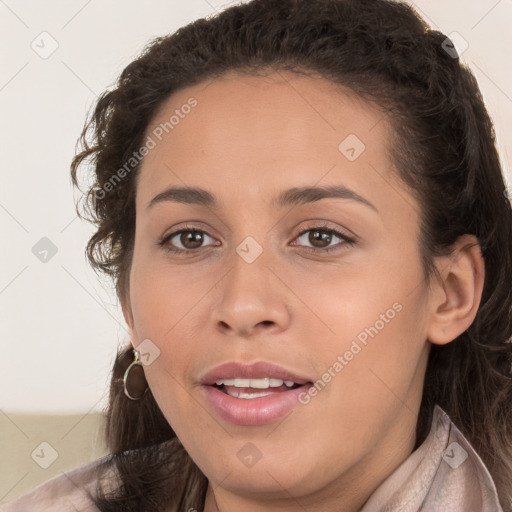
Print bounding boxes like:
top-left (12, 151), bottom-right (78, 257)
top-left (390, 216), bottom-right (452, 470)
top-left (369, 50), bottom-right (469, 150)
top-left (156, 223), bottom-right (356, 256)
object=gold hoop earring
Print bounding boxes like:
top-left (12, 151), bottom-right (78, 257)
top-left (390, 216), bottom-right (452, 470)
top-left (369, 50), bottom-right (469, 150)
top-left (123, 350), bottom-right (148, 400)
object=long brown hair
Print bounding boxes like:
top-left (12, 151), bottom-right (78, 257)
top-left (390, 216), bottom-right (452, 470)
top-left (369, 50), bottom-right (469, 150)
top-left (70, 0), bottom-right (512, 510)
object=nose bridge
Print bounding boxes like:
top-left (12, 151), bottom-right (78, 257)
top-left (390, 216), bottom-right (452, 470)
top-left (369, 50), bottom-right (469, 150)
top-left (223, 232), bottom-right (271, 303)
top-left (211, 231), bottom-right (290, 335)
top-left (227, 209), bottom-right (272, 282)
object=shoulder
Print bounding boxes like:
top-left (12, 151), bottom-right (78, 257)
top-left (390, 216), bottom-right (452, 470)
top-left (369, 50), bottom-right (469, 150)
top-left (0, 455), bottom-right (116, 512)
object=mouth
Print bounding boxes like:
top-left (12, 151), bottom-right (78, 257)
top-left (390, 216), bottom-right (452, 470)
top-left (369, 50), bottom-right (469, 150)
top-left (212, 378), bottom-right (304, 399)
top-left (199, 361), bottom-right (314, 425)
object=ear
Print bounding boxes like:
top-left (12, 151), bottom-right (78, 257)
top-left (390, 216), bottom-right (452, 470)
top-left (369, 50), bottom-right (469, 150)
top-left (426, 234), bottom-right (485, 346)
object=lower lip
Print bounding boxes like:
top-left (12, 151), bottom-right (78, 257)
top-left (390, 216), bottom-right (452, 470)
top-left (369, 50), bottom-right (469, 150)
top-left (202, 384), bottom-right (312, 426)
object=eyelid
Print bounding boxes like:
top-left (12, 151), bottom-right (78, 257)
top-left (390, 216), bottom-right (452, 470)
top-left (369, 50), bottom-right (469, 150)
top-left (292, 220), bottom-right (356, 242)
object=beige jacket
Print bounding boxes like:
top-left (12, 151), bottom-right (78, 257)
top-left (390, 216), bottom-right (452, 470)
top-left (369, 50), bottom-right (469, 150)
top-left (0, 405), bottom-right (504, 511)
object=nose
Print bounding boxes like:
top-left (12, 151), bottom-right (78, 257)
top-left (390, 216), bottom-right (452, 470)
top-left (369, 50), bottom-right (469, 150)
top-left (212, 246), bottom-right (291, 338)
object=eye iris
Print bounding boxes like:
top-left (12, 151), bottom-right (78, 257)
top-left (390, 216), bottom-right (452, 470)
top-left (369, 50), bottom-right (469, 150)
top-left (181, 230), bottom-right (203, 249)
top-left (309, 229), bottom-right (331, 248)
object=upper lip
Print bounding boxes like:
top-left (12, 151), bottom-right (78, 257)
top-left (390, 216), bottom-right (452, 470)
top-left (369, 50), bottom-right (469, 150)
top-left (200, 361), bottom-right (312, 386)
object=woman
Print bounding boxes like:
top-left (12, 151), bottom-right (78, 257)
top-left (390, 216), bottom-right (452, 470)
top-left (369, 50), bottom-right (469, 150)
top-left (2, 0), bottom-right (511, 510)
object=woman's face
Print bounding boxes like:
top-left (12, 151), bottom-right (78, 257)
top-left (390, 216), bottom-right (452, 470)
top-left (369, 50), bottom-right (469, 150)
top-left (125, 70), bottom-right (434, 510)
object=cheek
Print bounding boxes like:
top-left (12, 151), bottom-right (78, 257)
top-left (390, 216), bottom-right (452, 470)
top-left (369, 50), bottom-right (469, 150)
top-left (322, 269), bottom-right (427, 434)
top-left (129, 249), bottom-right (211, 342)
top-left (288, 242), bottom-right (429, 406)
top-left (290, 237), bottom-right (426, 346)
top-left (128, 255), bottom-right (216, 424)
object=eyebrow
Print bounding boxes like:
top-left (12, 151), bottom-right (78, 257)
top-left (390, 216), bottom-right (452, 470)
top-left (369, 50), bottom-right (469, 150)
top-left (146, 184), bottom-right (377, 212)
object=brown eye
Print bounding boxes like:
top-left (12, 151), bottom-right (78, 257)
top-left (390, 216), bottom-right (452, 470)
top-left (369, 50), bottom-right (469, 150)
top-left (292, 226), bottom-right (356, 253)
top-left (179, 230), bottom-right (204, 249)
top-left (307, 229), bottom-right (333, 248)
top-left (159, 228), bottom-right (218, 254)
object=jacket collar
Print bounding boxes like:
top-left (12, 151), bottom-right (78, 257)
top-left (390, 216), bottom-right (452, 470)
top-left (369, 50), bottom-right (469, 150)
top-left (360, 405), bottom-right (503, 511)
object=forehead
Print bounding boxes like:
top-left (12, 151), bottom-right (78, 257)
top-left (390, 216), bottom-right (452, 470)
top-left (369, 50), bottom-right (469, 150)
top-left (136, 70), bottom-right (397, 210)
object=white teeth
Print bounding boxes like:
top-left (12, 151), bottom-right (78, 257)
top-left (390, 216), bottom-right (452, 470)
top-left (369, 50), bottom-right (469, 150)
top-left (235, 378), bottom-right (269, 389)
top-left (215, 378), bottom-right (298, 389)
top-left (225, 388), bottom-right (273, 399)
top-left (216, 378), bottom-right (236, 386)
